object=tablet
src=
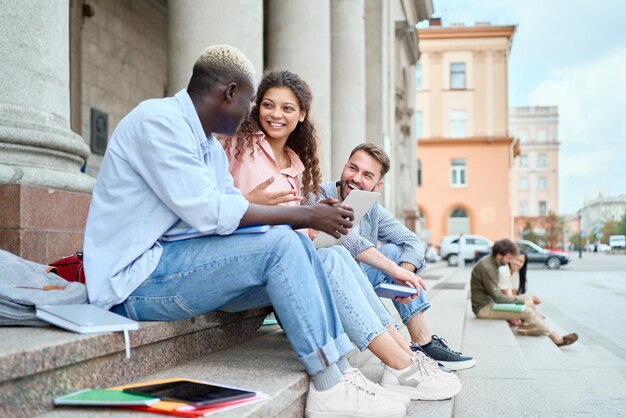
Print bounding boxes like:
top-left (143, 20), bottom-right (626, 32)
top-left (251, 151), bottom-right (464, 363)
top-left (374, 283), bottom-right (418, 299)
top-left (312, 190), bottom-right (380, 248)
top-left (123, 380), bottom-right (256, 407)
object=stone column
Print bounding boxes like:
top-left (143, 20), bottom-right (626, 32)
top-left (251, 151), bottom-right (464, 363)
top-left (330, 0), bottom-right (366, 179)
top-left (167, 0), bottom-right (264, 94)
top-left (266, 0), bottom-right (332, 180)
top-left (0, 0), bottom-right (94, 263)
top-left (0, 0), bottom-right (93, 192)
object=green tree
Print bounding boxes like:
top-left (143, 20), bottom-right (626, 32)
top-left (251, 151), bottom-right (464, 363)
top-left (617, 210), bottom-right (626, 236)
top-left (569, 232), bottom-right (583, 250)
top-left (601, 221), bottom-right (618, 244)
top-left (521, 221), bottom-right (544, 246)
top-left (543, 211), bottom-right (564, 249)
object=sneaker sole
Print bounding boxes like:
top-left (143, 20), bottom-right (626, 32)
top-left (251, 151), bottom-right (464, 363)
top-left (304, 408), bottom-right (406, 418)
top-left (437, 358), bottom-right (476, 371)
top-left (380, 380), bottom-right (462, 401)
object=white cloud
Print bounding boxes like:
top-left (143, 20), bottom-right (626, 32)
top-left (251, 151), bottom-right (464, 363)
top-left (528, 47), bottom-right (626, 212)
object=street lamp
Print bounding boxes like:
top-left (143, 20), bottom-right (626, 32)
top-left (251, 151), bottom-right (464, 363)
top-left (577, 210), bottom-right (582, 259)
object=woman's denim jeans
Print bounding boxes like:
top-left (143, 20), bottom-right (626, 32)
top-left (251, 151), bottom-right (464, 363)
top-left (318, 245), bottom-right (396, 351)
top-left (111, 227), bottom-right (352, 376)
top-left (360, 244), bottom-right (431, 324)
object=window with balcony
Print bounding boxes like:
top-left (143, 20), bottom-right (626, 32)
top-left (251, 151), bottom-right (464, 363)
top-left (451, 159), bottom-right (467, 187)
top-left (450, 62), bottom-right (466, 89)
top-left (520, 201), bottom-right (528, 216)
top-left (537, 129), bottom-right (547, 143)
top-left (519, 177), bottom-right (528, 190)
top-left (539, 200), bottom-right (547, 216)
top-left (449, 110), bottom-right (466, 138)
top-left (519, 155), bottom-right (528, 167)
top-left (538, 176), bottom-right (547, 190)
top-left (518, 130), bottom-right (528, 143)
top-left (538, 153), bottom-right (547, 167)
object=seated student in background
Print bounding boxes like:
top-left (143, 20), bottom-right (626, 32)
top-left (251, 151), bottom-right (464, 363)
top-left (221, 70), bottom-right (461, 402)
top-left (471, 240), bottom-right (577, 347)
top-left (85, 46), bottom-right (408, 418)
top-left (498, 253), bottom-right (543, 325)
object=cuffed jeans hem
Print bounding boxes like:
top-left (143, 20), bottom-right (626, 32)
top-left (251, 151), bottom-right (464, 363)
top-left (299, 333), bottom-right (354, 376)
top-left (399, 300), bottom-right (431, 324)
top-left (355, 323), bottom-right (388, 352)
top-left (381, 316), bottom-right (398, 330)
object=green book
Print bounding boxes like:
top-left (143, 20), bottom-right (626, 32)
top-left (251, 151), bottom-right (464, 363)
top-left (492, 303), bottom-right (526, 313)
top-left (54, 389), bottom-right (159, 406)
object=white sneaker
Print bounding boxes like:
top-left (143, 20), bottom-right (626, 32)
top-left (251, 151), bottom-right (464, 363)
top-left (412, 350), bottom-right (461, 383)
top-left (381, 354), bottom-right (462, 401)
top-left (343, 367), bottom-right (411, 407)
top-left (305, 375), bottom-right (407, 418)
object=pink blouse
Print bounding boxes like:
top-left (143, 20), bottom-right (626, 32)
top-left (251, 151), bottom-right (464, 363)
top-left (222, 132), bottom-right (305, 206)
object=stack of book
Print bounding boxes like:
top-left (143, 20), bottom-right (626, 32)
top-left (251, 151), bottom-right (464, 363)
top-left (55, 378), bottom-right (268, 417)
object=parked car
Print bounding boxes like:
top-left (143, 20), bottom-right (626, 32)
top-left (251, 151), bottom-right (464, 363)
top-left (516, 240), bottom-right (570, 269)
top-left (438, 234), bottom-right (493, 266)
top-left (474, 240), bottom-right (570, 269)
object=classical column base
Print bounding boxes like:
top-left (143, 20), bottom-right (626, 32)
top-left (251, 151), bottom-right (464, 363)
top-left (0, 184), bottom-right (91, 264)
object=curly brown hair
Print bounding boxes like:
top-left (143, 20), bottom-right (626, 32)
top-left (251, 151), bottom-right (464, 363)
top-left (222, 70), bottom-right (322, 198)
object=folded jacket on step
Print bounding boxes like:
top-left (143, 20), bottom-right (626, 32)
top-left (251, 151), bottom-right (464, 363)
top-left (0, 249), bottom-right (88, 326)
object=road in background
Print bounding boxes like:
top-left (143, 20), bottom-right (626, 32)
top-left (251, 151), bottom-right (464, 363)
top-left (525, 252), bottom-right (626, 360)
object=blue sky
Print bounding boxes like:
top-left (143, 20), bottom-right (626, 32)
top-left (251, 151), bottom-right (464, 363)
top-left (425, 0), bottom-right (626, 213)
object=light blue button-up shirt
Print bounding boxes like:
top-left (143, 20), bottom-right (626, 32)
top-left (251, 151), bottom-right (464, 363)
top-left (84, 90), bottom-right (249, 310)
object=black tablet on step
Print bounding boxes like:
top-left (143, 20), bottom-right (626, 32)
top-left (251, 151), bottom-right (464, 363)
top-left (123, 379), bottom-right (255, 407)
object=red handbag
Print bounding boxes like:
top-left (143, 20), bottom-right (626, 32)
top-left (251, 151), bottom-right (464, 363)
top-left (48, 252), bottom-right (86, 284)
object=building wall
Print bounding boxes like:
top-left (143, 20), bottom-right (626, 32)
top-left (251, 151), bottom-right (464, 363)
top-left (418, 138), bottom-right (512, 243)
top-left (580, 193), bottom-right (626, 233)
top-left (0, 0), bottom-right (434, 261)
top-left (80, 0), bottom-right (168, 177)
top-left (416, 24), bottom-right (515, 245)
top-left (509, 106), bottom-right (560, 217)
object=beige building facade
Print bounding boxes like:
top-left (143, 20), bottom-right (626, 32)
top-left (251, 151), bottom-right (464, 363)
top-left (0, 0), bottom-right (433, 262)
top-left (415, 22), bottom-right (517, 245)
top-left (509, 106), bottom-right (560, 223)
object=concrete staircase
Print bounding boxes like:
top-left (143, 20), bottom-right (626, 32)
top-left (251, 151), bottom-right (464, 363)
top-left (5, 263), bottom-right (625, 417)
top-left (0, 308), bottom-right (271, 417)
top-left (454, 293), bottom-right (626, 416)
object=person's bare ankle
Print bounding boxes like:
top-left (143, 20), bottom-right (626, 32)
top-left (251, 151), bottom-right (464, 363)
top-left (549, 333), bottom-right (563, 345)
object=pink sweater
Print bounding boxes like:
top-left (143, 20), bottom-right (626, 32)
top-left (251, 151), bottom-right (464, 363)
top-left (222, 132), bottom-right (305, 206)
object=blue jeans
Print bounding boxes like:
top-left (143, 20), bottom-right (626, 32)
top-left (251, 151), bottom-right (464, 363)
top-left (317, 245), bottom-right (396, 351)
top-left (111, 227), bottom-right (353, 376)
top-left (360, 244), bottom-right (431, 324)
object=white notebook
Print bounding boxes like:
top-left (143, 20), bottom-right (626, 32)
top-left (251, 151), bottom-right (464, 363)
top-left (313, 190), bottom-right (380, 248)
top-left (36, 304), bottom-right (139, 334)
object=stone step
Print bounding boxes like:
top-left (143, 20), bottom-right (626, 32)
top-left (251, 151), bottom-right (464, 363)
top-left (405, 268), bottom-right (469, 417)
top-left (453, 301), bottom-right (544, 417)
top-left (1, 308), bottom-right (271, 418)
top-left (23, 264), bottom-right (467, 418)
top-left (515, 331), bottom-right (626, 415)
top-left (47, 268), bottom-right (466, 418)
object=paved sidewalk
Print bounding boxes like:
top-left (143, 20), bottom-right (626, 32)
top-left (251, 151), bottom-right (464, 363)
top-left (392, 265), bottom-right (626, 417)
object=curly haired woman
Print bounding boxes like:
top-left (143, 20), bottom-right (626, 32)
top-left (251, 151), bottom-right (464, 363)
top-left (220, 70), bottom-right (462, 406)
